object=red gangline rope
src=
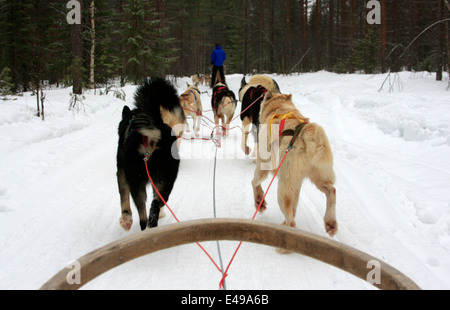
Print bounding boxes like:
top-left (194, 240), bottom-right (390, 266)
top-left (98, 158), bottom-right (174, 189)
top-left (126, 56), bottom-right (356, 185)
top-left (218, 148), bottom-right (291, 289)
top-left (143, 142), bottom-right (223, 275)
top-left (142, 90), bottom-right (286, 289)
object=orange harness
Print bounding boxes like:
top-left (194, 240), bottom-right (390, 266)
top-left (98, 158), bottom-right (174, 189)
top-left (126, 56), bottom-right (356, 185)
top-left (269, 112), bottom-right (308, 137)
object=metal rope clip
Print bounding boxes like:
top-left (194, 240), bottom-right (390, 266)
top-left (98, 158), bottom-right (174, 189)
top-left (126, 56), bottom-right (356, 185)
top-left (211, 131), bottom-right (222, 148)
top-left (212, 137), bottom-right (222, 148)
top-left (143, 152), bottom-right (151, 162)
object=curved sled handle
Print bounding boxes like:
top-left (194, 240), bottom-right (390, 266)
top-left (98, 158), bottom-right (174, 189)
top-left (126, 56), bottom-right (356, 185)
top-left (40, 219), bottom-right (420, 290)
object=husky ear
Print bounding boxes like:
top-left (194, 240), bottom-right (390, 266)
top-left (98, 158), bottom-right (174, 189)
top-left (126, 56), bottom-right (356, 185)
top-left (122, 106), bottom-right (131, 119)
top-left (240, 76), bottom-right (247, 88)
top-left (187, 82), bottom-right (191, 88)
top-left (287, 94), bottom-right (293, 100)
top-left (264, 91), bottom-right (273, 101)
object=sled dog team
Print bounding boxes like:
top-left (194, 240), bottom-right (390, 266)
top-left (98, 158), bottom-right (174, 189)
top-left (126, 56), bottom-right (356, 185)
top-left (116, 75), bottom-right (337, 252)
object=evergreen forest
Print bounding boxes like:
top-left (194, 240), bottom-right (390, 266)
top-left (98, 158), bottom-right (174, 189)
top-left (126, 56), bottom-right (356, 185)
top-left (0, 0), bottom-right (448, 95)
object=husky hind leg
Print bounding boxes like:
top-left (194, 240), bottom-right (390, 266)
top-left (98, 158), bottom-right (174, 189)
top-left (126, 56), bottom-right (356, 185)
top-left (275, 175), bottom-right (302, 254)
top-left (130, 182), bottom-right (148, 231)
top-left (148, 179), bottom-right (176, 228)
top-left (251, 165), bottom-right (270, 213)
top-left (117, 168), bottom-right (133, 231)
top-left (241, 116), bottom-right (252, 155)
top-left (304, 125), bottom-right (338, 237)
top-left (310, 167), bottom-right (337, 237)
top-left (193, 114), bottom-right (201, 136)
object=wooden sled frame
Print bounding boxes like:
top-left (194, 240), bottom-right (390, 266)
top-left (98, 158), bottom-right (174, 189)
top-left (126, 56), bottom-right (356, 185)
top-left (40, 219), bottom-right (420, 290)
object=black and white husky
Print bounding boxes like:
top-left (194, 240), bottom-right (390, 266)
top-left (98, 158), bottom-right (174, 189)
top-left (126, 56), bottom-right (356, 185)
top-left (238, 75), bottom-right (281, 155)
top-left (211, 82), bottom-right (237, 136)
top-left (116, 78), bottom-right (180, 231)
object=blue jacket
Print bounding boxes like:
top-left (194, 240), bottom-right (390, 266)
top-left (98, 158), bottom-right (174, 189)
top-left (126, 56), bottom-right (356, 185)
top-left (211, 45), bottom-right (226, 66)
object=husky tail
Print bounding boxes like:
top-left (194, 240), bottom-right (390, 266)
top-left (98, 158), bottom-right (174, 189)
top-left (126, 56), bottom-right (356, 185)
top-left (133, 77), bottom-right (180, 123)
top-left (119, 77), bottom-right (181, 148)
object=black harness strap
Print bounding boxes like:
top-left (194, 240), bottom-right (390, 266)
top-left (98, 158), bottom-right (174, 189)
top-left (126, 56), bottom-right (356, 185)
top-left (280, 122), bottom-right (309, 150)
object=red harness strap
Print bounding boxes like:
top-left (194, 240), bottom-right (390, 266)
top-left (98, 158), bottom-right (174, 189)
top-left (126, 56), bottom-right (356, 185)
top-left (249, 85), bottom-right (267, 103)
top-left (279, 119), bottom-right (286, 137)
top-left (142, 136), bottom-right (151, 161)
top-left (141, 136), bottom-right (224, 279)
top-left (213, 86), bottom-right (228, 109)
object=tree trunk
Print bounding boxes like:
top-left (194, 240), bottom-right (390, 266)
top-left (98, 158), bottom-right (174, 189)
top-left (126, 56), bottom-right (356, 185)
top-left (72, 0), bottom-right (82, 95)
top-left (40, 88), bottom-right (45, 121)
top-left (259, 0), bottom-right (264, 72)
top-left (328, 0), bottom-right (334, 69)
top-left (196, 0), bottom-right (200, 72)
top-left (120, 0), bottom-right (125, 87)
top-left (269, 0), bottom-right (275, 72)
top-left (408, 0), bottom-right (417, 70)
top-left (89, 0), bottom-right (95, 89)
top-left (349, 0), bottom-right (356, 72)
top-left (436, 0), bottom-right (444, 81)
top-left (315, 0), bottom-right (321, 70)
top-left (381, 0), bottom-right (387, 73)
top-left (339, 0), bottom-right (347, 65)
top-left (299, 0), bottom-right (305, 70)
top-left (179, 6), bottom-right (184, 76)
top-left (36, 78), bottom-right (40, 117)
top-left (286, 0), bottom-right (291, 73)
top-left (446, 2), bottom-right (450, 84)
top-left (304, 0), bottom-right (309, 70)
top-left (244, 0), bottom-right (248, 74)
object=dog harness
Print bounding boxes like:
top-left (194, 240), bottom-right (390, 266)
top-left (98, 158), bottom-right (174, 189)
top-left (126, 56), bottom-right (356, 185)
top-left (269, 112), bottom-right (307, 135)
top-left (249, 85), bottom-right (267, 102)
top-left (266, 112), bottom-right (309, 169)
top-left (213, 86), bottom-right (230, 110)
top-left (181, 91), bottom-right (202, 116)
top-left (189, 90), bottom-right (197, 101)
top-left (269, 112), bottom-right (309, 149)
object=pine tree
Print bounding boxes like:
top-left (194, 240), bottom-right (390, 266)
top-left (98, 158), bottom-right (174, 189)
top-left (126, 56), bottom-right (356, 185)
top-left (0, 67), bottom-right (15, 95)
top-left (117, 0), bottom-right (176, 83)
top-left (1, 0), bottom-right (448, 92)
top-left (0, 1), bottom-right (33, 91)
top-left (92, 0), bottom-right (121, 86)
top-left (353, 27), bottom-right (381, 74)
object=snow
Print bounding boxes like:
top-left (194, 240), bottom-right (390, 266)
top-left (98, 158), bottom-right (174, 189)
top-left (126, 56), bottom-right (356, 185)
top-left (0, 71), bottom-right (449, 290)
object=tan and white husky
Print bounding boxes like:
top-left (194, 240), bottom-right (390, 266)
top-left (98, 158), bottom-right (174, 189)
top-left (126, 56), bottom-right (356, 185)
top-left (180, 83), bottom-right (203, 136)
top-left (252, 92), bottom-right (337, 252)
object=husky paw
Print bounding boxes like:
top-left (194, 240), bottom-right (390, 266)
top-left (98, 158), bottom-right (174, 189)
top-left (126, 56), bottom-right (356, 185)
top-left (120, 214), bottom-right (133, 231)
top-left (255, 198), bottom-right (267, 213)
top-left (325, 220), bottom-right (338, 237)
top-left (242, 146), bottom-right (251, 156)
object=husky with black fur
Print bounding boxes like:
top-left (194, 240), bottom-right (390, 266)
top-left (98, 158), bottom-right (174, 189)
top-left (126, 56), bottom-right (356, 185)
top-left (238, 75), bottom-right (281, 155)
top-left (211, 82), bottom-right (237, 136)
top-left (116, 78), bottom-right (180, 231)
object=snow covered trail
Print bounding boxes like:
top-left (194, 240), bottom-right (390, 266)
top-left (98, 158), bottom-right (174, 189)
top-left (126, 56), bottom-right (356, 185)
top-left (0, 72), bottom-right (449, 290)
top-left (0, 88), bottom-right (127, 289)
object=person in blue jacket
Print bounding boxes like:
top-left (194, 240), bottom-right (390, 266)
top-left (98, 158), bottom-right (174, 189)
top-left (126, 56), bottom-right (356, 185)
top-left (210, 43), bottom-right (226, 87)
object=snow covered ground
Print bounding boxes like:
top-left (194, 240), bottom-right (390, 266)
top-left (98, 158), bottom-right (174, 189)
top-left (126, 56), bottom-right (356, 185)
top-left (0, 71), bottom-right (449, 290)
